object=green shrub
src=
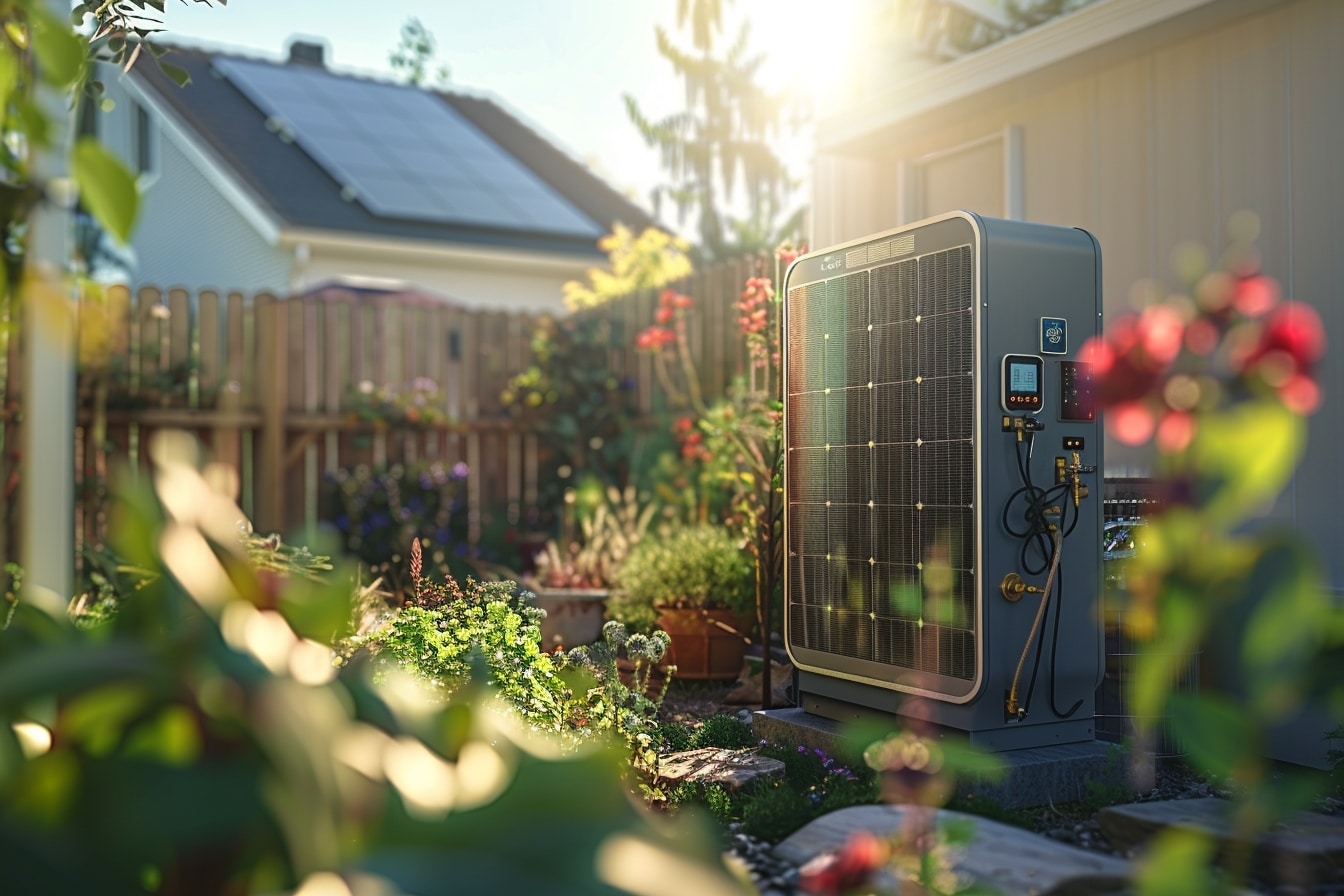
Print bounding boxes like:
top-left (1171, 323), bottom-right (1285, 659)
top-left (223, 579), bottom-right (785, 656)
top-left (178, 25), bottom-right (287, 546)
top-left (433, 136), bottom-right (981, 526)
top-left (608, 524), bottom-right (755, 634)
top-left (351, 549), bottom-right (675, 777)
top-left (691, 714), bottom-right (756, 750)
top-left (739, 783), bottom-right (812, 842)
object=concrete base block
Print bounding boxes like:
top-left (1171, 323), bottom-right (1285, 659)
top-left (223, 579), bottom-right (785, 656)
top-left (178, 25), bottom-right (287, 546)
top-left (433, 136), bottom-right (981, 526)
top-left (753, 707), bottom-right (1130, 810)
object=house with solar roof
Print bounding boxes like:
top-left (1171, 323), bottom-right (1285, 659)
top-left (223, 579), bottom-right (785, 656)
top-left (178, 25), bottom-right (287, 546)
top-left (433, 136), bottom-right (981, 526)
top-left (89, 39), bottom-right (656, 312)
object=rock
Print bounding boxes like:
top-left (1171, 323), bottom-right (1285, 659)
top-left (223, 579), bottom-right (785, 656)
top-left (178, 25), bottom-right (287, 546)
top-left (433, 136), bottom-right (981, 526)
top-left (723, 659), bottom-right (794, 706)
top-left (1039, 873), bottom-right (1136, 895)
top-left (659, 747), bottom-right (785, 792)
top-left (774, 804), bottom-right (1130, 895)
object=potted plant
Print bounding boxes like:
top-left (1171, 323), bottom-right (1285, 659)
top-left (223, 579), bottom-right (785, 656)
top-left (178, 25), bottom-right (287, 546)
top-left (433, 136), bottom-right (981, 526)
top-left (609, 524), bottom-right (755, 680)
top-left (525, 485), bottom-right (657, 650)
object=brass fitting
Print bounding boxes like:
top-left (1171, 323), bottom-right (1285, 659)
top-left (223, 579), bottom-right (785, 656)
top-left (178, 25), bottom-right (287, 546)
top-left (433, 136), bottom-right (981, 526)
top-left (1000, 572), bottom-right (1045, 602)
top-left (1070, 451), bottom-right (1089, 508)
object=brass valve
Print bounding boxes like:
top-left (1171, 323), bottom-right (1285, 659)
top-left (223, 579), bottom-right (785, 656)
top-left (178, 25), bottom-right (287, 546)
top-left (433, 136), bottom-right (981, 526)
top-left (1069, 451), bottom-right (1093, 508)
top-left (1000, 572), bottom-right (1045, 602)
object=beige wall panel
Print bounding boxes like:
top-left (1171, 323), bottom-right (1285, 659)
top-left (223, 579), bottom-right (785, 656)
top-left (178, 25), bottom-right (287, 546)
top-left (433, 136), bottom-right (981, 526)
top-left (1092, 56), bottom-right (1160, 478)
top-left (1018, 80), bottom-right (1095, 229)
top-left (1151, 34), bottom-right (1220, 267)
top-left (1287, 0), bottom-right (1344, 594)
top-left (1093, 56), bottom-right (1157, 320)
top-left (920, 137), bottom-right (1005, 219)
top-left (1215, 9), bottom-right (1292, 278)
top-left (810, 154), bottom-right (886, 247)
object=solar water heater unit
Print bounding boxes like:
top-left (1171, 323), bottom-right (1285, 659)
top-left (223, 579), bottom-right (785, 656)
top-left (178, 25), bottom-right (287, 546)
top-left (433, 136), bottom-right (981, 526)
top-left (782, 211), bottom-right (1104, 751)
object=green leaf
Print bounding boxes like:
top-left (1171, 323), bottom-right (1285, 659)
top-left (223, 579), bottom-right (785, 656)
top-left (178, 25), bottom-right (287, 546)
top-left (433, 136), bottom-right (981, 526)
top-left (30, 7), bottom-right (85, 87)
top-left (1194, 401), bottom-right (1304, 524)
top-left (0, 43), bottom-right (18, 109)
top-left (158, 61), bottom-right (191, 87)
top-left (1167, 692), bottom-right (1253, 779)
top-left (1239, 537), bottom-right (1329, 720)
top-left (1135, 828), bottom-right (1220, 896)
top-left (1131, 587), bottom-right (1203, 721)
top-left (71, 137), bottom-right (139, 244)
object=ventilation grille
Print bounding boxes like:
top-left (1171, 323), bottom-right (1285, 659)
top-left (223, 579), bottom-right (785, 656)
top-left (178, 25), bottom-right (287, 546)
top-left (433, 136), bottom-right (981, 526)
top-left (786, 245), bottom-right (977, 682)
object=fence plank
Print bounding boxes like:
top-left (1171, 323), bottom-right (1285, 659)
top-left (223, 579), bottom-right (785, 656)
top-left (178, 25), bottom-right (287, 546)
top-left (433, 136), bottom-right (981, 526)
top-left (254, 293), bottom-right (286, 532)
top-left (168, 287), bottom-right (191, 409)
top-left (13, 256), bottom-right (762, 576)
top-left (198, 290), bottom-right (220, 407)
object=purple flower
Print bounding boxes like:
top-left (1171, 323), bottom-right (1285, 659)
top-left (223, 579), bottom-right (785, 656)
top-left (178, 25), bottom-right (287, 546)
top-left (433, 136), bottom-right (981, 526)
top-left (452, 462), bottom-right (469, 479)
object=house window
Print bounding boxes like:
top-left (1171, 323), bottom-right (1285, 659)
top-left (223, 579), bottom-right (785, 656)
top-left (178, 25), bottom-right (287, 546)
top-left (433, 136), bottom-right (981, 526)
top-left (76, 92), bottom-right (99, 141)
top-left (133, 101), bottom-right (157, 179)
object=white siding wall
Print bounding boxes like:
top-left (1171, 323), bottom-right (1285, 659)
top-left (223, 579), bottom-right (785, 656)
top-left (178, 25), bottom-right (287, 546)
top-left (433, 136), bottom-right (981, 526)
top-left (134, 124), bottom-right (292, 294)
top-left (98, 76), bottom-right (292, 294)
top-left (298, 249), bottom-right (583, 314)
top-left (812, 0), bottom-right (1344, 594)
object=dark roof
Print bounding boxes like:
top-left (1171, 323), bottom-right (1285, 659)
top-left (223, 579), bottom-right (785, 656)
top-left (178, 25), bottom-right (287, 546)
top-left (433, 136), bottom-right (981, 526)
top-left (130, 45), bottom-right (657, 257)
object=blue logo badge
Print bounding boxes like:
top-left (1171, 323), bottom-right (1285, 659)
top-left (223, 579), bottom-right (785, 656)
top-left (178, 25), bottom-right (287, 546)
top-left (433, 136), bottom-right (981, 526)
top-left (1040, 317), bottom-right (1067, 355)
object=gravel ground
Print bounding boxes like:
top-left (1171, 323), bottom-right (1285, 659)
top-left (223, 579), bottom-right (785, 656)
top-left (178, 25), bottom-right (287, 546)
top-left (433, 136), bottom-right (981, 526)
top-left (657, 686), bottom-right (1342, 895)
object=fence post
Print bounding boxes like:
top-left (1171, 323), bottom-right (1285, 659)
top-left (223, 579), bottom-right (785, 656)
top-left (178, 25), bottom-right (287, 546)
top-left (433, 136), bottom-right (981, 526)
top-left (254, 293), bottom-right (286, 533)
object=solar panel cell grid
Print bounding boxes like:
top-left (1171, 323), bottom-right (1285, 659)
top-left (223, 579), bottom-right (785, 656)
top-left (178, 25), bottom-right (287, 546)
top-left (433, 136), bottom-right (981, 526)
top-left (787, 245), bottom-right (978, 680)
top-left (214, 57), bottom-right (601, 236)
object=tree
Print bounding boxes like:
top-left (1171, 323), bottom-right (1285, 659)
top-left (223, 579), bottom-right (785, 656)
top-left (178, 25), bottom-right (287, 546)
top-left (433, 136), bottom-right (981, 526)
top-left (625, 0), bottom-right (804, 262)
top-left (389, 17), bottom-right (450, 87)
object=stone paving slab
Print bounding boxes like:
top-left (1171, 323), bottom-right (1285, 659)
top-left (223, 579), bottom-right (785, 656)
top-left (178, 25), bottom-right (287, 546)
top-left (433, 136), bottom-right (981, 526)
top-left (1098, 797), bottom-right (1344, 887)
top-left (659, 747), bottom-right (785, 791)
top-left (774, 804), bottom-right (1131, 895)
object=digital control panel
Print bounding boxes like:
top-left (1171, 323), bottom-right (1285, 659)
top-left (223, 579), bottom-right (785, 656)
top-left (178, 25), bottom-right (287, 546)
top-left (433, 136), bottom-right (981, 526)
top-left (1058, 360), bottom-right (1095, 421)
top-left (1001, 354), bottom-right (1044, 413)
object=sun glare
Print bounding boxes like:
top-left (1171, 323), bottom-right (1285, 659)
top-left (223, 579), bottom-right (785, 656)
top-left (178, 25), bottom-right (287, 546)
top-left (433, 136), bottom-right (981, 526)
top-left (749, 0), bottom-right (865, 108)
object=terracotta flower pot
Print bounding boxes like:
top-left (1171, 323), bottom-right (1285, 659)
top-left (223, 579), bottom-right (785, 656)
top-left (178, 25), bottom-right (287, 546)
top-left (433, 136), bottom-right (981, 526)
top-left (654, 605), bottom-right (751, 680)
top-left (529, 588), bottom-right (609, 650)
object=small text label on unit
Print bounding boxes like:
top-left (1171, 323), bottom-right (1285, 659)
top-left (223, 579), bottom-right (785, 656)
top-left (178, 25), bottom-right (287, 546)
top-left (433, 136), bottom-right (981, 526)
top-left (820, 255), bottom-right (844, 272)
top-left (1040, 317), bottom-right (1067, 354)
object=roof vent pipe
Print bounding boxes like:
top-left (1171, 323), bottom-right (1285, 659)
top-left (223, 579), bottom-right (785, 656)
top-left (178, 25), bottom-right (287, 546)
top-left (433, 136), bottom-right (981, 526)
top-left (286, 39), bottom-right (327, 67)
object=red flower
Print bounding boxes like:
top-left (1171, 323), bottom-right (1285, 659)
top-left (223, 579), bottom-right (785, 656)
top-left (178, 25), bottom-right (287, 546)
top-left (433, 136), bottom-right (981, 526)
top-left (655, 306), bottom-right (674, 325)
top-left (777, 243), bottom-right (807, 267)
top-left (635, 326), bottom-right (675, 351)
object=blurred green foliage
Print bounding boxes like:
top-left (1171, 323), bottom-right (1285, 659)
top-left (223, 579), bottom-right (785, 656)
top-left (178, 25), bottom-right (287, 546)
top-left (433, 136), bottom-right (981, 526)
top-left (0, 432), bottom-right (750, 895)
top-left (1085, 224), bottom-right (1342, 892)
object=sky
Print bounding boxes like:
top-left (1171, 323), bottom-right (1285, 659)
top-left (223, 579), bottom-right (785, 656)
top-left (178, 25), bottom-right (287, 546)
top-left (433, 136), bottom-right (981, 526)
top-left (153, 0), bottom-right (864, 235)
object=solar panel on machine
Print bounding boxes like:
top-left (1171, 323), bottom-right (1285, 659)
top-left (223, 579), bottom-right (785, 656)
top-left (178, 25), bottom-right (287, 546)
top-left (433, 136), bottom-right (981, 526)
top-left (213, 58), bottom-right (602, 237)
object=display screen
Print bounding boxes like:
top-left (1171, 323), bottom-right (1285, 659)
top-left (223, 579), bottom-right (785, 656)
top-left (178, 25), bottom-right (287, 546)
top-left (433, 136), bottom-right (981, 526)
top-left (1001, 354), bottom-right (1044, 412)
top-left (1009, 362), bottom-right (1037, 393)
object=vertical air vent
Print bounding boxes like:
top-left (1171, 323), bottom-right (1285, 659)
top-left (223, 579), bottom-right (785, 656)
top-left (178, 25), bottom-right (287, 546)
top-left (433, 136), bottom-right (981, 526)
top-left (888, 235), bottom-right (916, 257)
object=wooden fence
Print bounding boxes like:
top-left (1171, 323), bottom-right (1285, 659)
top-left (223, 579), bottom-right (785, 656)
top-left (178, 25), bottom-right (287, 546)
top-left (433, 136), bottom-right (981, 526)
top-left (0, 254), bottom-right (772, 578)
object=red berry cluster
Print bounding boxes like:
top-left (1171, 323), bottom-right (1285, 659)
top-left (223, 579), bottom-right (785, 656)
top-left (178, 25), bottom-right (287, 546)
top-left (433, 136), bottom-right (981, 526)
top-left (1080, 271), bottom-right (1326, 452)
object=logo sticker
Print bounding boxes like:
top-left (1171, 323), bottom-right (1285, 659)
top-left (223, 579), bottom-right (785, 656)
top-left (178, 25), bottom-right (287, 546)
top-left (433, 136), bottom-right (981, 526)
top-left (1040, 317), bottom-right (1067, 355)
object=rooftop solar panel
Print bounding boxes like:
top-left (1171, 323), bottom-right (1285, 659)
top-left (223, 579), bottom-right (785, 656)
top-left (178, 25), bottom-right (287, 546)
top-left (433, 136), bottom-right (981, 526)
top-left (214, 57), bottom-right (602, 238)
